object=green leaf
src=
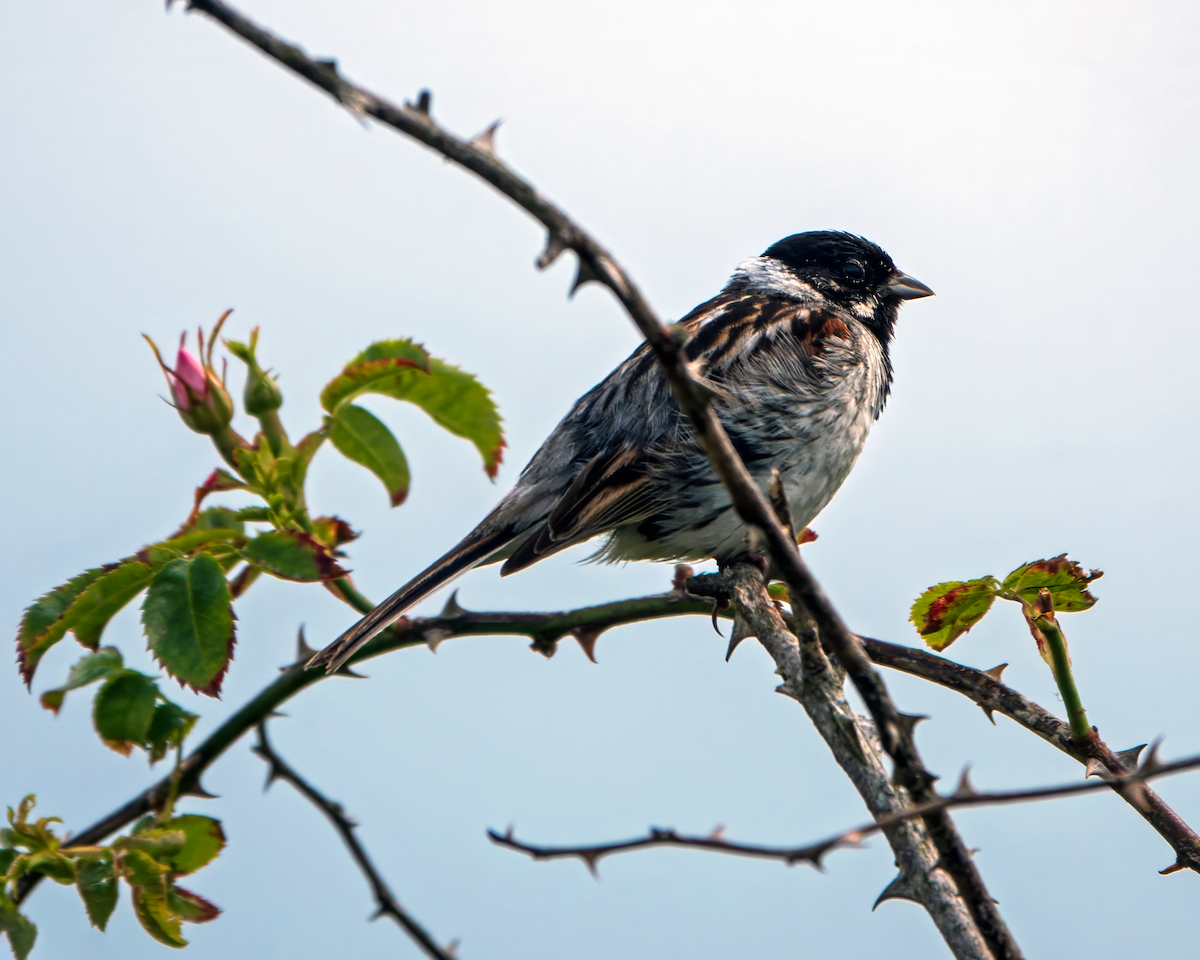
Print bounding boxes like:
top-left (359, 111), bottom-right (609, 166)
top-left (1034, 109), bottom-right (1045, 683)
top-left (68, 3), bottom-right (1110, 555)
top-left (140, 528), bottom-right (246, 566)
top-left (142, 554), bottom-right (236, 697)
top-left (168, 886), bottom-right (220, 924)
top-left (373, 357), bottom-right (505, 479)
top-left (910, 577), bottom-right (1000, 651)
top-left (5, 796), bottom-right (61, 853)
top-left (192, 507), bottom-right (246, 535)
top-left (320, 339), bottom-right (431, 413)
top-left (146, 701), bottom-right (199, 764)
top-left (25, 850), bottom-right (74, 884)
top-left (158, 816), bottom-right (225, 876)
top-left (39, 646), bottom-right (125, 714)
top-left (68, 562), bottom-right (156, 649)
top-left (1001, 555), bottom-right (1102, 612)
top-left (75, 856), bottom-right (118, 931)
top-left (15, 566), bottom-right (111, 685)
top-left (242, 530), bottom-right (348, 583)
top-left (0, 903), bottom-right (36, 960)
top-left (326, 404), bottom-right (411, 506)
top-left (0, 850), bottom-right (14, 875)
top-left (93, 672), bottom-right (159, 756)
top-left (122, 849), bottom-right (186, 948)
top-left (118, 829), bottom-right (186, 862)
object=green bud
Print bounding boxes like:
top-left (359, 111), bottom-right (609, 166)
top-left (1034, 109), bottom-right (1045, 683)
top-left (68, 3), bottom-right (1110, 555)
top-left (225, 328), bottom-right (283, 415)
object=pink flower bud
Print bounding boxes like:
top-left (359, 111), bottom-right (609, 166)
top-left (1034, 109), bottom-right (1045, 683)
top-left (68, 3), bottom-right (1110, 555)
top-left (173, 348), bottom-right (209, 410)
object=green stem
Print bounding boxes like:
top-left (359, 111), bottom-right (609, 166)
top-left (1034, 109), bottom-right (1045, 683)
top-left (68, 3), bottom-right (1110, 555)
top-left (157, 743), bottom-right (185, 825)
top-left (211, 425), bottom-right (253, 475)
top-left (325, 577), bottom-right (375, 615)
top-left (256, 408), bottom-right (290, 457)
top-left (1036, 615), bottom-right (1091, 741)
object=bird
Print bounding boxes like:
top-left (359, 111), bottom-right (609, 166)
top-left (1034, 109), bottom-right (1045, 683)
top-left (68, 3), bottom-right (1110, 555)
top-left (309, 231), bottom-right (933, 673)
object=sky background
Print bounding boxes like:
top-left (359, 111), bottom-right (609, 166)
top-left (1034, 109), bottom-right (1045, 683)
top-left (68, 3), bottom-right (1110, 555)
top-left (3, 0), bottom-right (1200, 957)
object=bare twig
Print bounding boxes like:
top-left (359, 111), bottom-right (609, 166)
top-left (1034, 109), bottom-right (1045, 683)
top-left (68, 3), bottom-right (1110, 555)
top-left (173, 5), bottom-right (1016, 955)
top-left (252, 722), bottom-right (457, 960)
top-left (490, 749), bottom-right (1200, 872)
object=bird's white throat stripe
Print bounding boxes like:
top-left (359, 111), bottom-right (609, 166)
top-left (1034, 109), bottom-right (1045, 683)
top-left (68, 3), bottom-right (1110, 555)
top-left (732, 256), bottom-right (824, 302)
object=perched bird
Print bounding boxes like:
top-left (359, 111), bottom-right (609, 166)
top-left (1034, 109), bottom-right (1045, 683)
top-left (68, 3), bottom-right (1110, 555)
top-left (310, 231), bottom-right (933, 673)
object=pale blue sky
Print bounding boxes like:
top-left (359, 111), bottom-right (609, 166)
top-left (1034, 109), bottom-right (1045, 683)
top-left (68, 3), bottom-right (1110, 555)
top-left (4, 1), bottom-right (1200, 957)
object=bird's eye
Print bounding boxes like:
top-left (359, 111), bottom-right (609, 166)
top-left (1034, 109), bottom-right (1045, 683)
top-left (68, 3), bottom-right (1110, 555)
top-left (841, 261), bottom-right (866, 281)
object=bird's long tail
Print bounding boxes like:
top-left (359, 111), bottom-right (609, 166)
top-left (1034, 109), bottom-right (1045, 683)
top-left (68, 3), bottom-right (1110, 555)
top-left (307, 527), bottom-right (514, 674)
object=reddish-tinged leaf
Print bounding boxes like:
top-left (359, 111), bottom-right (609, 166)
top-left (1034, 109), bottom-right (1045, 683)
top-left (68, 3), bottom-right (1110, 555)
top-left (326, 404), bottom-right (411, 506)
top-left (311, 516), bottom-right (359, 549)
top-left (1001, 555), bottom-right (1102, 612)
top-left (188, 468), bottom-right (250, 527)
top-left (320, 339), bottom-right (431, 413)
top-left (910, 577), bottom-right (999, 651)
top-left (92, 671), bottom-right (158, 756)
top-left (142, 554), bottom-right (236, 697)
top-left (39, 647), bottom-right (124, 715)
top-left (168, 886), bottom-right (221, 924)
top-left (242, 530), bottom-right (348, 582)
top-left (16, 566), bottom-right (113, 685)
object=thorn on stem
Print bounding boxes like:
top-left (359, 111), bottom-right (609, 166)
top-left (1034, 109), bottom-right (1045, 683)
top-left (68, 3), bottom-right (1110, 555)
top-left (1138, 739), bottom-right (1165, 777)
top-left (415, 89), bottom-right (432, 114)
top-left (425, 628), bottom-right (452, 653)
top-left (537, 233), bottom-right (568, 270)
top-left (1114, 744), bottom-right (1148, 773)
top-left (440, 590), bottom-right (467, 619)
top-left (569, 255), bottom-right (604, 298)
top-left (725, 612), bottom-right (754, 661)
top-left (983, 663), bottom-right (1008, 682)
top-left (295, 625), bottom-right (317, 662)
top-left (572, 626), bottom-right (602, 663)
top-left (470, 120), bottom-right (501, 154)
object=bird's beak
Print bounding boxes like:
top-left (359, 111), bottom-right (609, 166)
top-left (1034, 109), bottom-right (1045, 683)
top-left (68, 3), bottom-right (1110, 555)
top-left (887, 273), bottom-right (935, 300)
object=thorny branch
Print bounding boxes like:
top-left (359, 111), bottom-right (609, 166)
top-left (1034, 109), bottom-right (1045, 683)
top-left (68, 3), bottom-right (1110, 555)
top-left (700, 563), bottom-right (990, 958)
top-left (172, 3), bottom-right (1017, 956)
top-left (252, 722), bottom-right (457, 960)
top-left (858, 637), bottom-right (1200, 875)
top-left (14, 588), bottom-right (709, 905)
top-left (18, 584), bottom-right (1200, 909)
top-left (489, 747), bottom-right (1200, 873)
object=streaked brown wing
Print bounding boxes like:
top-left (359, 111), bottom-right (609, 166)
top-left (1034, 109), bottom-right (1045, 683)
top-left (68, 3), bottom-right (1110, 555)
top-left (500, 447), bottom-right (662, 575)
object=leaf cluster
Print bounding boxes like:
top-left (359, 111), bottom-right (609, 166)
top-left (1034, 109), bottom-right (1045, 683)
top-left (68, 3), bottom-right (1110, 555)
top-left (1, 797), bottom-right (224, 957)
top-left (910, 554), bottom-right (1102, 660)
top-left (11, 319), bottom-right (505, 954)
